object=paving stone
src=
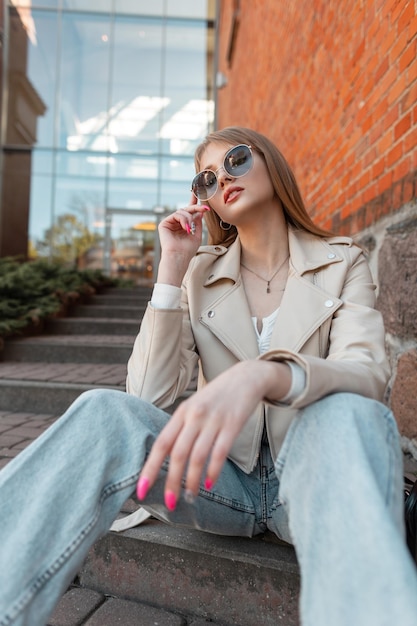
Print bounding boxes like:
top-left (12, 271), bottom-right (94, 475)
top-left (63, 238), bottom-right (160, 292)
top-left (48, 587), bottom-right (104, 626)
top-left (79, 520), bottom-right (300, 626)
top-left (84, 597), bottom-right (185, 625)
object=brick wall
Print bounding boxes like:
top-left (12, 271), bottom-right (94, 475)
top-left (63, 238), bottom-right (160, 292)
top-left (217, 0), bottom-right (416, 235)
top-left (216, 0), bottom-right (417, 454)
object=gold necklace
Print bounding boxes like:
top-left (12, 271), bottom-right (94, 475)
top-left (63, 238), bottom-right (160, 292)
top-left (240, 254), bottom-right (289, 293)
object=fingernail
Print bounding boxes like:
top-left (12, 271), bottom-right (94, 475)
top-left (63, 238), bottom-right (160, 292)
top-left (201, 205), bottom-right (210, 211)
top-left (204, 478), bottom-right (213, 491)
top-left (184, 489), bottom-right (196, 504)
top-left (165, 490), bottom-right (177, 511)
top-left (137, 476), bottom-right (149, 501)
top-left (185, 223), bottom-right (191, 234)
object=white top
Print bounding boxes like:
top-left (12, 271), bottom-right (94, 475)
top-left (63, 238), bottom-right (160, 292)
top-left (150, 283), bottom-right (306, 403)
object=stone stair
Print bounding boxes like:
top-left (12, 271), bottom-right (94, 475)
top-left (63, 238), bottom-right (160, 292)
top-left (0, 286), bottom-right (301, 625)
top-left (0, 288), bottom-right (146, 414)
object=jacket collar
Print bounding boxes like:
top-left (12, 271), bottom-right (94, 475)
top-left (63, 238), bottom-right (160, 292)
top-left (202, 227), bottom-right (348, 286)
top-left (197, 228), bottom-right (347, 360)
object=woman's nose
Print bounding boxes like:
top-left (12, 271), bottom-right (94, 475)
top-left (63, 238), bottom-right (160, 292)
top-left (216, 166), bottom-right (233, 185)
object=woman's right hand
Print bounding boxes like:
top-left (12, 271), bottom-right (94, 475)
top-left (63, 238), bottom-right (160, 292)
top-left (156, 197), bottom-right (210, 286)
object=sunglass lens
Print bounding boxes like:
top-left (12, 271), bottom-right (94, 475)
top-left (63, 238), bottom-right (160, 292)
top-left (192, 170), bottom-right (217, 200)
top-left (224, 145), bottom-right (252, 177)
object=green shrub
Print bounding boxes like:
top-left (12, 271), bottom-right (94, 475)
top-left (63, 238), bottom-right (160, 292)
top-left (0, 258), bottom-right (132, 337)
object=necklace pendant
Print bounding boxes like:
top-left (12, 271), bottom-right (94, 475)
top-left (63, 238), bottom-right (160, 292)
top-left (266, 283), bottom-right (271, 294)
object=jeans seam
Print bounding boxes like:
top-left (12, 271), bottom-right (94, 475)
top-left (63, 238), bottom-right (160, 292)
top-left (382, 407), bottom-right (400, 507)
top-left (0, 474), bottom-right (138, 626)
top-left (199, 489), bottom-right (255, 513)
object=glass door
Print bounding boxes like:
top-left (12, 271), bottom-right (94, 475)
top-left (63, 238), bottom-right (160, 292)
top-left (104, 208), bottom-right (159, 285)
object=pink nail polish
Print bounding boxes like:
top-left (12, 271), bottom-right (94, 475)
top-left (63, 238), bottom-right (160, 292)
top-left (137, 476), bottom-right (149, 501)
top-left (204, 478), bottom-right (213, 491)
top-left (201, 205), bottom-right (210, 211)
top-left (185, 223), bottom-right (191, 234)
top-left (165, 491), bottom-right (177, 511)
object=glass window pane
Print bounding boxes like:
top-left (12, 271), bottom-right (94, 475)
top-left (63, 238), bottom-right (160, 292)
top-left (165, 0), bottom-right (211, 19)
top-left (53, 175), bottom-right (106, 233)
top-left (114, 0), bottom-right (164, 16)
top-left (110, 17), bottom-right (164, 154)
top-left (109, 212), bottom-right (156, 281)
top-left (159, 21), bottom-right (214, 150)
top-left (8, 8), bottom-right (57, 147)
top-left (55, 151), bottom-right (109, 178)
top-left (160, 155), bottom-right (194, 184)
top-left (31, 149), bottom-right (54, 175)
top-left (11, 1), bottom-right (59, 7)
top-left (109, 155), bottom-right (158, 180)
top-left (29, 173), bottom-right (54, 250)
top-left (62, 1), bottom-right (112, 12)
top-left (160, 180), bottom-right (192, 211)
top-left (107, 178), bottom-right (158, 211)
top-left (59, 12), bottom-right (112, 151)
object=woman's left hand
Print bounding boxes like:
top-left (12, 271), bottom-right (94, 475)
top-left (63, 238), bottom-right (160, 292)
top-left (137, 359), bottom-right (291, 510)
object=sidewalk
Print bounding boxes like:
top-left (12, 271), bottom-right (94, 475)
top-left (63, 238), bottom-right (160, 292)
top-left (0, 288), bottom-right (300, 626)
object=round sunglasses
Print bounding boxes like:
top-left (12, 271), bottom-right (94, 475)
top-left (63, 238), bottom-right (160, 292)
top-left (191, 144), bottom-right (253, 201)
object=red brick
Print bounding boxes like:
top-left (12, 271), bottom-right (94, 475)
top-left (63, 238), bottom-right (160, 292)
top-left (400, 83), bottom-right (417, 113)
top-left (390, 30), bottom-right (408, 64)
top-left (378, 171), bottom-right (394, 194)
top-left (398, 1), bottom-right (415, 34)
top-left (404, 125), bottom-right (417, 152)
top-left (386, 142), bottom-right (403, 166)
top-left (388, 74), bottom-right (407, 105)
top-left (399, 41), bottom-right (416, 72)
top-left (393, 155), bottom-right (411, 181)
top-left (391, 0), bottom-right (409, 25)
top-left (372, 157), bottom-right (386, 178)
top-left (394, 112), bottom-right (412, 140)
top-left (218, 0), bottom-right (416, 233)
top-left (408, 14), bottom-right (417, 39)
top-left (402, 172), bottom-right (415, 202)
top-left (375, 56), bottom-right (389, 82)
top-left (406, 59), bottom-right (417, 85)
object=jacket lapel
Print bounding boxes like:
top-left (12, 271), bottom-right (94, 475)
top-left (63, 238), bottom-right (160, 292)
top-left (197, 229), bottom-right (346, 359)
top-left (199, 239), bottom-right (259, 361)
top-left (270, 229), bottom-right (344, 351)
top-left (269, 271), bottom-right (341, 351)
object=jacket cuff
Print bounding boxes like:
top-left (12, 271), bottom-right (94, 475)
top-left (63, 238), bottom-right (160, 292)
top-left (280, 361), bottom-right (307, 404)
top-left (151, 283), bottom-right (182, 309)
top-left (257, 349), bottom-right (310, 408)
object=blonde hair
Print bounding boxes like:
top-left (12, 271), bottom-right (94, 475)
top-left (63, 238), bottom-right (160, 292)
top-left (194, 126), bottom-right (333, 246)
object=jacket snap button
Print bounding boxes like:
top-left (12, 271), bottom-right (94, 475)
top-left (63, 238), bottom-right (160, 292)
top-left (208, 310), bottom-right (215, 318)
top-left (327, 253), bottom-right (336, 259)
top-left (324, 299), bottom-right (334, 307)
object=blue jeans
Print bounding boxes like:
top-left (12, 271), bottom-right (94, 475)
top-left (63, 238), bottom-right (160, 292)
top-left (0, 389), bottom-right (416, 626)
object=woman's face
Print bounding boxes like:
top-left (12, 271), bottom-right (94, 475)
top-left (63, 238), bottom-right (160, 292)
top-left (197, 142), bottom-right (276, 225)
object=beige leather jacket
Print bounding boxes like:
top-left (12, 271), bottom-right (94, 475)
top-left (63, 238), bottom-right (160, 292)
top-left (127, 227), bottom-right (390, 473)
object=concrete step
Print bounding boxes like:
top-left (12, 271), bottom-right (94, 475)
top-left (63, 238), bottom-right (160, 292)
top-left (107, 287), bottom-right (153, 296)
top-left (45, 317), bottom-right (141, 335)
top-left (79, 518), bottom-right (300, 626)
top-left (0, 335), bottom-right (135, 364)
top-left (71, 304), bottom-right (146, 319)
top-left (91, 293), bottom-right (151, 306)
top-left (0, 379), bottom-right (120, 414)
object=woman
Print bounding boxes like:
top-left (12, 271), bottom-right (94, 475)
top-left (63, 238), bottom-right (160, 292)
top-left (1, 127), bottom-right (416, 626)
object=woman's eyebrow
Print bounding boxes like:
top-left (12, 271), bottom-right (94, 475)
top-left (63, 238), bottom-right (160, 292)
top-left (200, 161), bottom-right (216, 171)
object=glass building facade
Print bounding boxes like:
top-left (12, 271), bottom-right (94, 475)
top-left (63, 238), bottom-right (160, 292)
top-left (1, 0), bottom-right (217, 280)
